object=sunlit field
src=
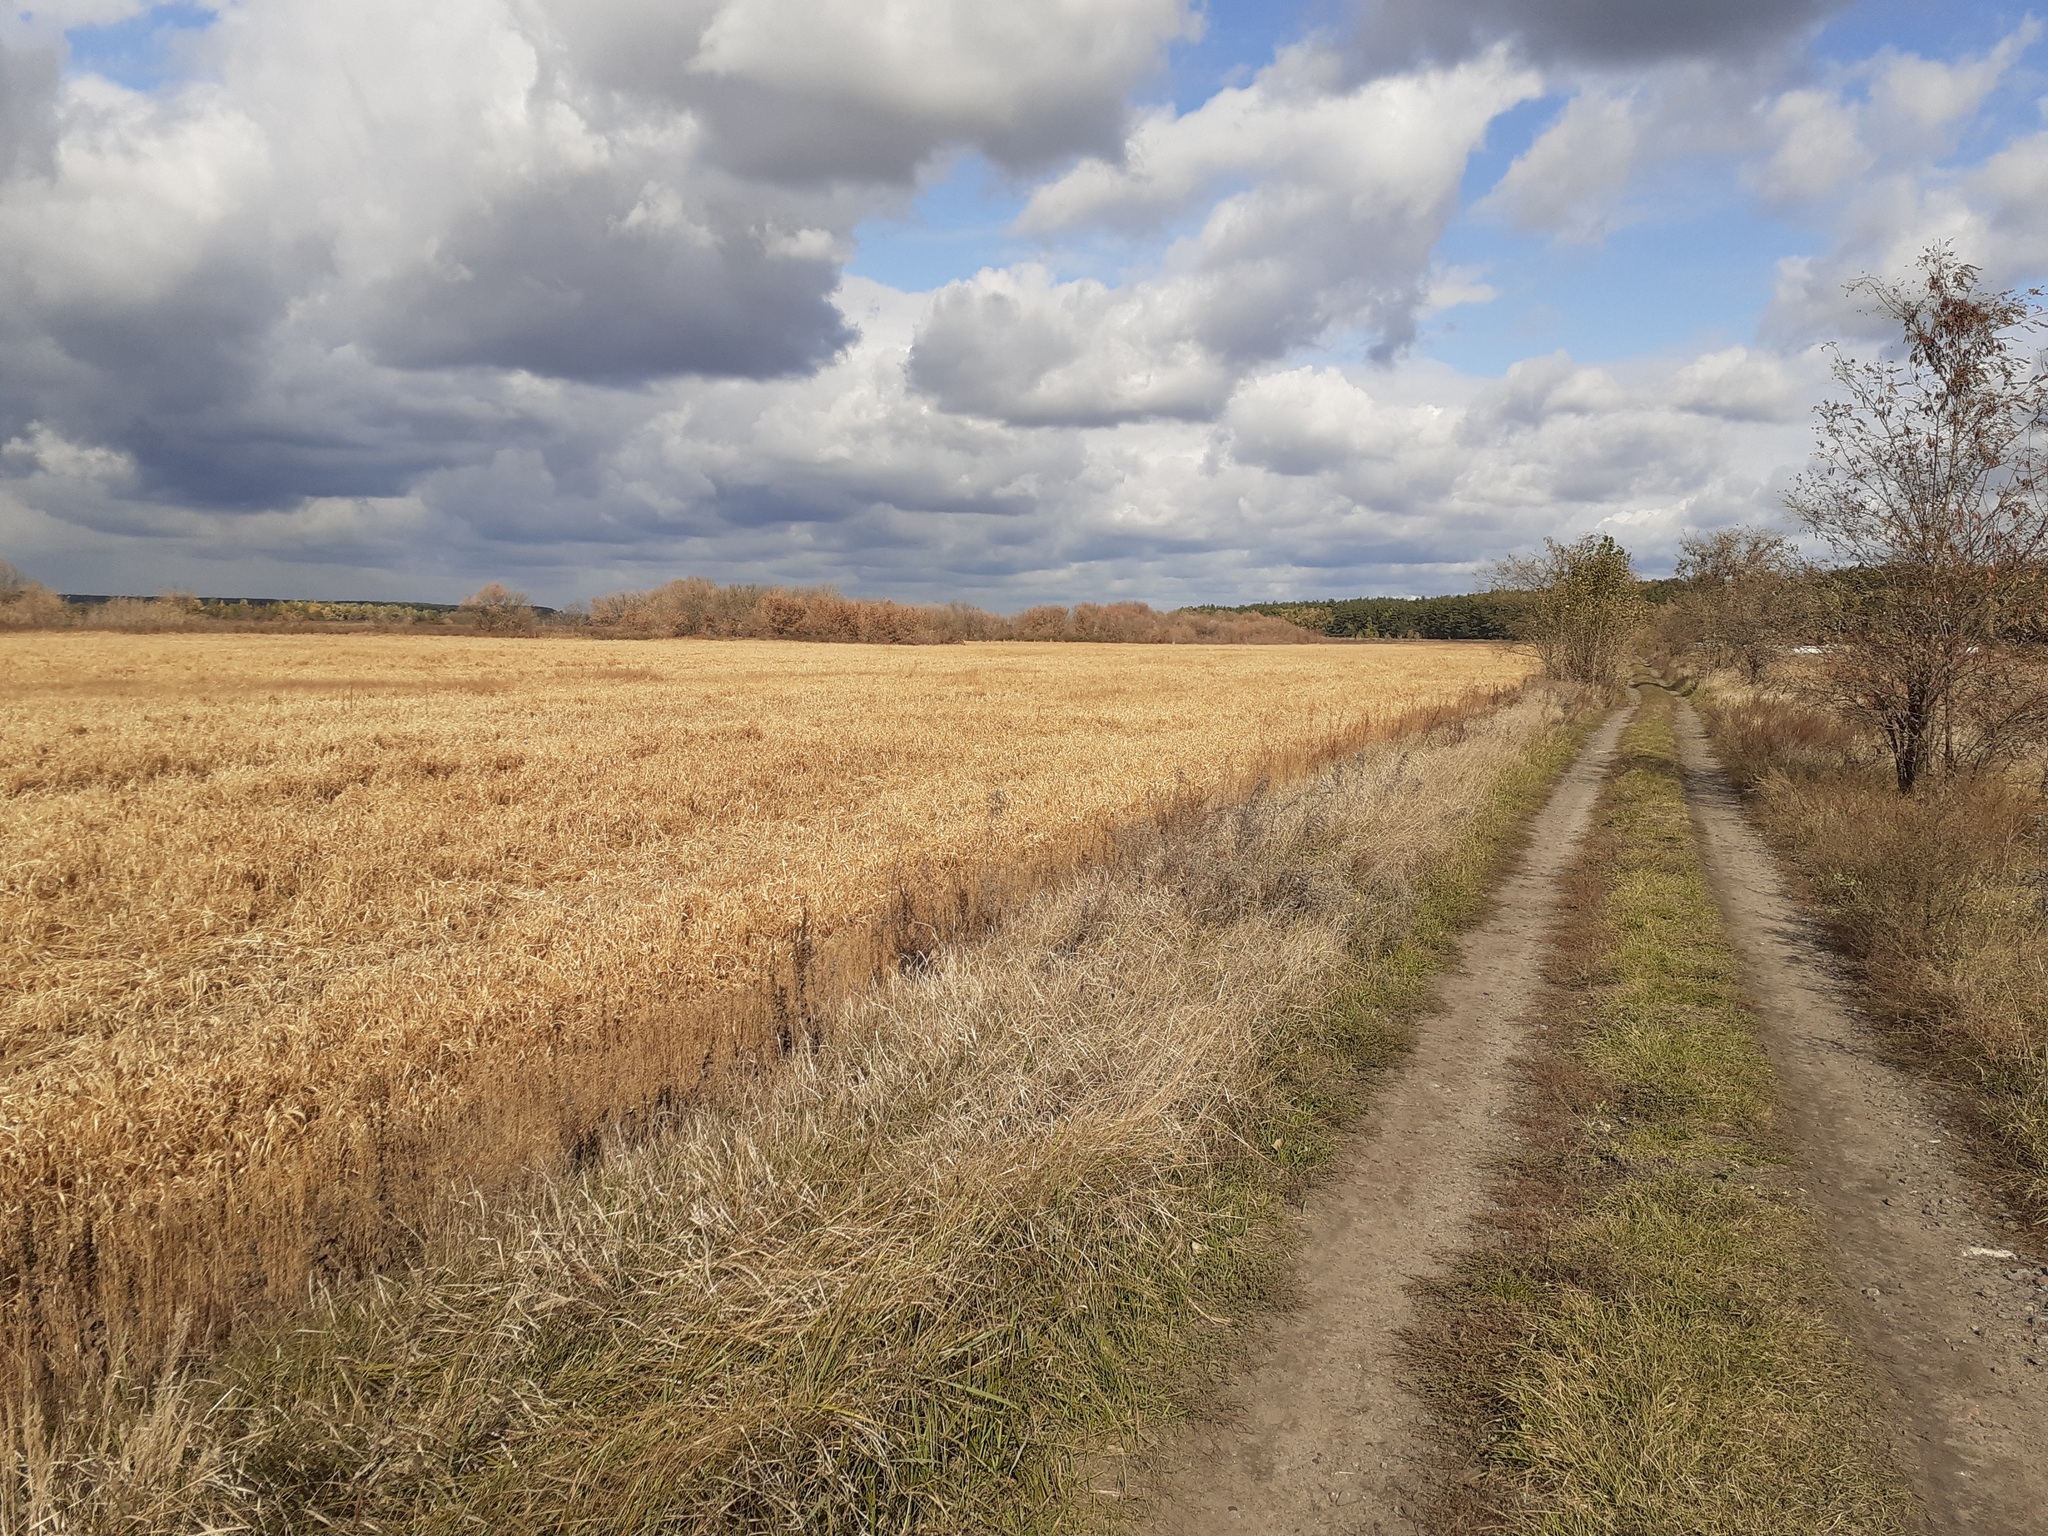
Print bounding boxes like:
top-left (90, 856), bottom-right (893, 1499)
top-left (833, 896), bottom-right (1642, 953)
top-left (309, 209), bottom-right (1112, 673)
top-left (1, 631), bottom-right (1534, 1399)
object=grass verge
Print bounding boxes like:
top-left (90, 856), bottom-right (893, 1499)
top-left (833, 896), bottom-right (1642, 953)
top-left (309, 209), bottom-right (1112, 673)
top-left (13, 689), bottom-right (1596, 1535)
top-left (1409, 689), bottom-right (1917, 1535)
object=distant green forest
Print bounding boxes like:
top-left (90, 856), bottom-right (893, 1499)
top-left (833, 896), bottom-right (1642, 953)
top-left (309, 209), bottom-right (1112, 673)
top-left (1198, 579), bottom-right (1686, 640)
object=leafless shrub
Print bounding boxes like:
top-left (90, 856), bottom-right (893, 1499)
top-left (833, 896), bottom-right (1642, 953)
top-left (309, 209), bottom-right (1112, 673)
top-left (74, 596), bottom-right (204, 632)
top-left (0, 561), bottom-right (68, 629)
top-left (1671, 527), bottom-right (1812, 684)
top-left (589, 578), bottom-right (981, 643)
top-left (1012, 603), bottom-right (1072, 640)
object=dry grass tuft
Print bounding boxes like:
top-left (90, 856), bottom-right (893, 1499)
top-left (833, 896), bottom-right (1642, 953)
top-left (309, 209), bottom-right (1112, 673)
top-left (8, 684), bottom-right (1576, 1534)
top-left (0, 633), bottom-right (1534, 1434)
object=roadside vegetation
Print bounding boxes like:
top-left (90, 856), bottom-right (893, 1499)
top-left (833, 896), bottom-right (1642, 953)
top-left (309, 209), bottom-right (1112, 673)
top-left (1697, 692), bottom-right (2048, 1220)
top-left (1658, 247), bottom-right (2048, 1230)
top-left (1410, 692), bottom-right (1916, 1534)
top-left (9, 685), bottom-right (1592, 1533)
top-left (1493, 534), bottom-right (1647, 687)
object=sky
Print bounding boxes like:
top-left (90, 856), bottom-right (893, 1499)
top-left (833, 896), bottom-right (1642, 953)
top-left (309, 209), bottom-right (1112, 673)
top-left (1, 0), bottom-right (2045, 607)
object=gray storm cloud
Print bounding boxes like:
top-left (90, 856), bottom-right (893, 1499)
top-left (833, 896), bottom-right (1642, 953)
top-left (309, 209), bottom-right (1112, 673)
top-left (0, 0), bottom-right (2038, 605)
top-left (0, 0), bottom-right (1193, 511)
top-left (1350, 0), bottom-right (1843, 72)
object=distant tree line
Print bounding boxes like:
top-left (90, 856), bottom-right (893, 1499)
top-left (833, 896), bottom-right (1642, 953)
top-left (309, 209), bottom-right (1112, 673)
top-left (0, 568), bottom-right (1330, 646)
top-left (588, 580), bottom-right (1321, 644)
top-left (1199, 592), bottom-right (1528, 639)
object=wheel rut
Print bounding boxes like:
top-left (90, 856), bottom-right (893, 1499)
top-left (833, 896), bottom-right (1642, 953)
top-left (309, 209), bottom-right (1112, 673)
top-left (1672, 695), bottom-right (2048, 1533)
top-left (1129, 705), bottom-right (1632, 1536)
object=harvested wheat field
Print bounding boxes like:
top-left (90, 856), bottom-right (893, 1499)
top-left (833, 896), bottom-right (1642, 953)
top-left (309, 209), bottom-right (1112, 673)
top-left (0, 631), bottom-right (1532, 1405)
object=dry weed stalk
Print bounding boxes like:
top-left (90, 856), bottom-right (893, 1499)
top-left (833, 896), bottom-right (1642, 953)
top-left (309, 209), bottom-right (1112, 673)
top-left (6, 686), bottom-right (1566, 1534)
top-left (0, 632), bottom-right (1535, 1428)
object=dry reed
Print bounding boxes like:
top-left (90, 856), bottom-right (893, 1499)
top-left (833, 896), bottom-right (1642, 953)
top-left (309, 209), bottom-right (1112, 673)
top-left (7, 683), bottom-right (1572, 1534)
top-left (0, 632), bottom-right (1534, 1422)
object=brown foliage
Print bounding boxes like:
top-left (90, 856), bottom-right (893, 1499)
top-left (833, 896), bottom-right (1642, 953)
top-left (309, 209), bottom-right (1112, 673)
top-left (0, 563), bottom-right (67, 629)
top-left (588, 577), bottom-right (999, 643)
top-left (1012, 603), bottom-right (1072, 640)
top-left (459, 582), bottom-right (538, 633)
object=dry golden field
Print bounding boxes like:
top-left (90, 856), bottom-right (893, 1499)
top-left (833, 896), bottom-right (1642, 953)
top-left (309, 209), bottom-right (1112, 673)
top-left (0, 631), bottom-right (1533, 1400)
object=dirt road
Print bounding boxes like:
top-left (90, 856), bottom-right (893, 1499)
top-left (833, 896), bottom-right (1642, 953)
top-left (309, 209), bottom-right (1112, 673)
top-left (1672, 697), bottom-right (2048, 1532)
top-left (1133, 697), bottom-right (2048, 1535)
top-left (1130, 707), bottom-right (1633, 1536)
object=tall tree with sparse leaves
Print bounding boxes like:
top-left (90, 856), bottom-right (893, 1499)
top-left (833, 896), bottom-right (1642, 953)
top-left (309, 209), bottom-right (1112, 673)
top-left (1786, 244), bottom-right (2048, 793)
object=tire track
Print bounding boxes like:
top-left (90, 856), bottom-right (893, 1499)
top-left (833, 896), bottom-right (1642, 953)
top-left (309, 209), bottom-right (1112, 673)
top-left (1672, 695), bottom-right (2048, 1532)
top-left (1129, 705), bottom-right (1632, 1536)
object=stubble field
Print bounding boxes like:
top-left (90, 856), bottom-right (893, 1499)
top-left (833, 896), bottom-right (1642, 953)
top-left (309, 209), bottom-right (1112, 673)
top-left (1, 631), bottom-right (1533, 1403)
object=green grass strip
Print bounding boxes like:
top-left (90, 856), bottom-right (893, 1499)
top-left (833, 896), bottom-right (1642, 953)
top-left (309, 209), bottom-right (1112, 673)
top-left (1414, 691), bottom-right (1916, 1536)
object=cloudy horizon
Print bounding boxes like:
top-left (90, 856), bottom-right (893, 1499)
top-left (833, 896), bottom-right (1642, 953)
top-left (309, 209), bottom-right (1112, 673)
top-left (0, 0), bottom-right (2042, 610)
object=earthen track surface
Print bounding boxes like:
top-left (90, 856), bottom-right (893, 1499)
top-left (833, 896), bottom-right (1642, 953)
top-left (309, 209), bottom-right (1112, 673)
top-left (1130, 696), bottom-right (2048, 1535)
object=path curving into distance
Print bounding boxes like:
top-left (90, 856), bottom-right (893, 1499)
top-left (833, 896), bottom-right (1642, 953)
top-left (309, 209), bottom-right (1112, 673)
top-left (1672, 695), bottom-right (2048, 1532)
top-left (1130, 704), bottom-right (1635, 1536)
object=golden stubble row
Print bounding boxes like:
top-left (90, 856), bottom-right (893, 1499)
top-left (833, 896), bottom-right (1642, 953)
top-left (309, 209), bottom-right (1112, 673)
top-left (0, 631), bottom-right (1534, 1398)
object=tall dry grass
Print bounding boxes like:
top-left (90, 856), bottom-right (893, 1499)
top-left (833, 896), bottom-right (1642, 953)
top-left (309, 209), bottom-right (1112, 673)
top-left (0, 632), bottom-right (1535, 1429)
top-left (1700, 686), bottom-right (2048, 1216)
top-left (7, 685), bottom-right (1576, 1535)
